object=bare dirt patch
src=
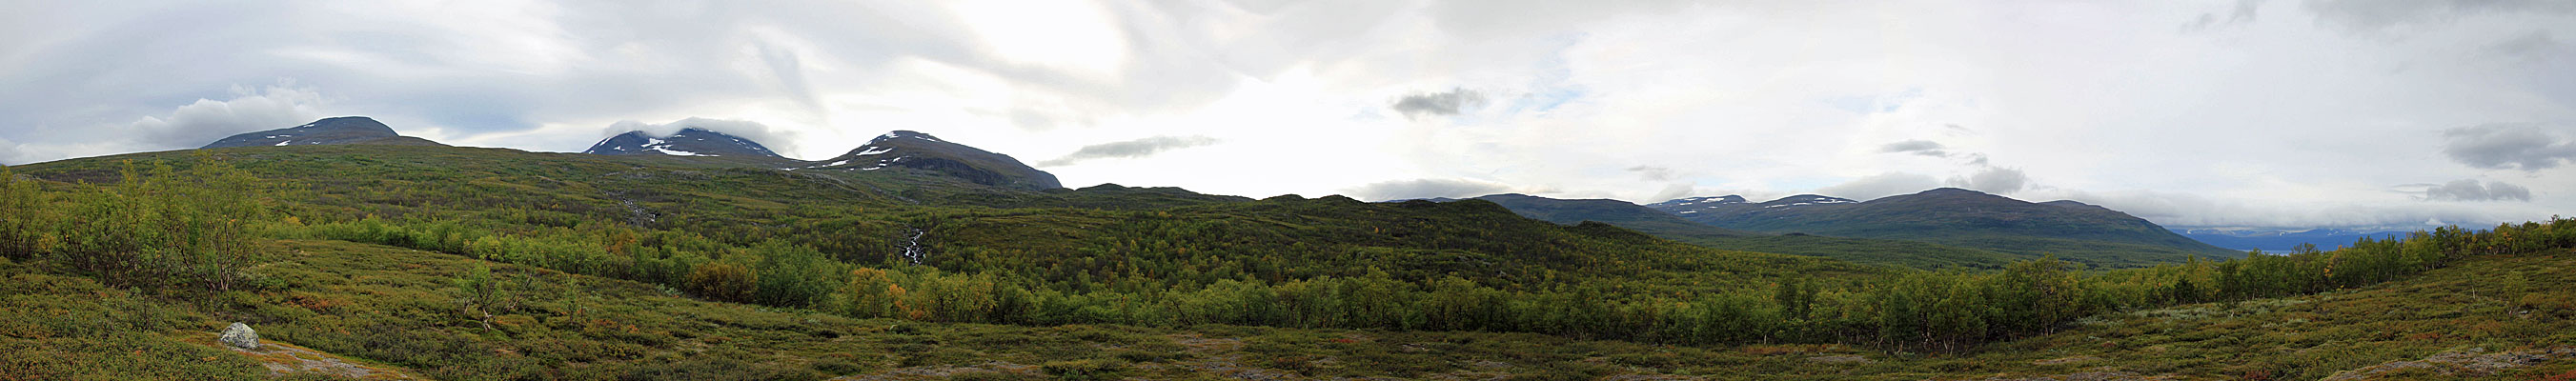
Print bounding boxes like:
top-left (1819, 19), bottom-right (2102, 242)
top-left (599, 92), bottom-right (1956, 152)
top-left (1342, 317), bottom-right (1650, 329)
top-left (189, 331), bottom-right (420, 380)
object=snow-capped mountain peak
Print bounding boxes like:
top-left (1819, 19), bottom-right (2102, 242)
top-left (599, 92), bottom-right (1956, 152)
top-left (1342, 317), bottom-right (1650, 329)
top-left (801, 130), bottom-right (1063, 190)
top-left (582, 128), bottom-right (782, 158)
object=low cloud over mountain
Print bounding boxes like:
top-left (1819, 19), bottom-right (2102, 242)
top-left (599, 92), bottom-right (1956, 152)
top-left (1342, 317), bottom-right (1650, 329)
top-left (1038, 135), bottom-right (1220, 167)
top-left (2442, 123), bottom-right (2576, 170)
top-left (1390, 88), bottom-right (1485, 119)
top-left (2419, 179), bottom-right (2534, 202)
top-left (601, 118), bottom-right (800, 158)
top-left (1346, 178), bottom-right (1519, 201)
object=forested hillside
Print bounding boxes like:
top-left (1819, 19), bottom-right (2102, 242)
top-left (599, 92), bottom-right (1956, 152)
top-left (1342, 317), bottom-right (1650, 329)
top-left (1469, 193), bottom-right (2030, 269)
top-left (1653, 189), bottom-right (2242, 268)
top-left (4, 145), bottom-right (2574, 379)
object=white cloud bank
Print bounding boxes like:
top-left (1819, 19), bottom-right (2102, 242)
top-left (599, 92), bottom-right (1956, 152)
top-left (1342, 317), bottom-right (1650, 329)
top-left (3, 0), bottom-right (2572, 231)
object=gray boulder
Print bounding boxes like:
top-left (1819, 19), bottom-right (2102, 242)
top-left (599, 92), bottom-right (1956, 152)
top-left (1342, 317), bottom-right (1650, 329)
top-left (218, 322), bottom-right (259, 350)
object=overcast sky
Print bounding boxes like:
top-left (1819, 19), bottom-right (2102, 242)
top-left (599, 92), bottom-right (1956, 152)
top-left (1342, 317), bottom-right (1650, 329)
top-left (3, 0), bottom-right (2571, 231)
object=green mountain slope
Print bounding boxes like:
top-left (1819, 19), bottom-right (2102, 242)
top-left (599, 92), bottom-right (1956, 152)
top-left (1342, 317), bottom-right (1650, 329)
top-left (1469, 193), bottom-right (2028, 269)
top-left (1653, 188), bottom-right (2241, 268)
top-left (12, 144), bottom-right (1886, 308)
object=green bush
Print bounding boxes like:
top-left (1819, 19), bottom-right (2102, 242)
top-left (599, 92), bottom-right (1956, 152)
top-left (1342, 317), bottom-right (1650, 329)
top-left (688, 261), bottom-right (759, 303)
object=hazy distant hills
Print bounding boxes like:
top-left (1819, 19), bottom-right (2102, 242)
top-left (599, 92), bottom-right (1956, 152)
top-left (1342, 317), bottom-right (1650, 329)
top-left (582, 128), bottom-right (783, 158)
top-left (1650, 188), bottom-right (2241, 268)
top-left (200, 116), bottom-right (445, 149)
top-left (2171, 227), bottom-right (2410, 251)
top-left (1469, 193), bottom-right (1761, 239)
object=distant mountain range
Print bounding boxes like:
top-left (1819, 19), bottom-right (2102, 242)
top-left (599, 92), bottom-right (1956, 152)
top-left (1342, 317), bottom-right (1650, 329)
top-left (2169, 228), bottom-right (2411, 251)
top-left (1468, 193), bottom-right (1760, 239)
top-left (197, 117), bottom-right (1067, 192)
top-left (195, 117), bottom-right (2238, 269)
top-left (1647, 188), bottom-right (2241, 268)
top-left (201, 116), bottom-right (444, 149)
top-left (578, 128), bottom-right (1059, 190)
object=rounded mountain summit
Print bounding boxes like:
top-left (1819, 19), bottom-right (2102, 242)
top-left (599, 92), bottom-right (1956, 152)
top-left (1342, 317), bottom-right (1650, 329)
top-left (200, 116), bottom-right (445, 149)
top-left (798, 130), bottom-right (1061, 190)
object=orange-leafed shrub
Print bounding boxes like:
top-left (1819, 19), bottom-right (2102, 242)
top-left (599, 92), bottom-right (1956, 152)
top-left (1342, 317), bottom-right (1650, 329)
top-left (2516, 291), bottom-right (2576, 319)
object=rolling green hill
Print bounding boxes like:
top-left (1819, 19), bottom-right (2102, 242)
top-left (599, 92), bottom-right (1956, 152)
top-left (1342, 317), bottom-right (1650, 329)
top-left (1653, 189), bottom-right (2241, 268)
top-left (1467, 193), bottom-right (2029, 269)
top-left (16, 145), bottom-right (1871, 290)
top-left (6, 144), bottom-right (1894, 338)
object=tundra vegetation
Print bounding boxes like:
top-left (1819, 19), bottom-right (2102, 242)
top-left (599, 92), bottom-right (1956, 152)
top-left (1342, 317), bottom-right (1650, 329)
top-left (3, 146), bottom-right (2572, 379)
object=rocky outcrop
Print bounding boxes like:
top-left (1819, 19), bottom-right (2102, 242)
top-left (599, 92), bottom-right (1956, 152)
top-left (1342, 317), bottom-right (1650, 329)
top-left (219, 322), bottom-right (259, 350)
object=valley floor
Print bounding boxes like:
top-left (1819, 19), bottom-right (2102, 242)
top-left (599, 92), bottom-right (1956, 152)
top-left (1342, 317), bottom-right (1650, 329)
top-left (6, 240), bottom-right (2573, 380)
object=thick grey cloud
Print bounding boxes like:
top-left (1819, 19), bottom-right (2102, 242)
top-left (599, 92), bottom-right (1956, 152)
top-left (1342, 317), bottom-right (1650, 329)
top-left (603, 117), bottom-right (802, 157)
top-left (2423, 179), bottom-right (2533, 201)
top-left (1946, 167), bottom-right (2029, 194)
top-left (2486, 30), bottom-right (2569, 63)
top-left (753, 41), bottom-right (826, 117)
top-left (1877, 140), bottom-right (1950, 157)
top-left (2441, 123), bottom-right (2576, 170)
top-left (2022, 188), bottom-right (2529, 230)
top-left (1626, 166), bottom-right (1673, 181)
top-left (2184, 0), bottom-right (2265, 31)
top-left (1390, 88), bottom-right (1485, 119)
top-left (1816, 172), bottom-right (1940, 201)
top-left (1961, 153), bottom-right (1991, 167)
top-left (0, 83), bottom-right (330, 164)
top-left (1645, 182), bottom-right (1694, 203)
top-left (1344, 178), bottom-right (1515, 201)
top-left (6, 1), bottom-right (2574, 231)
top-left (2304, 0), bottom-right (2576, 33)
top-left (121, 85), bottom-right (328, 150)
top-left (1037, 135), bottom-right (1220, 167)
top-left (0, 0), bottom-right (1284, 160)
